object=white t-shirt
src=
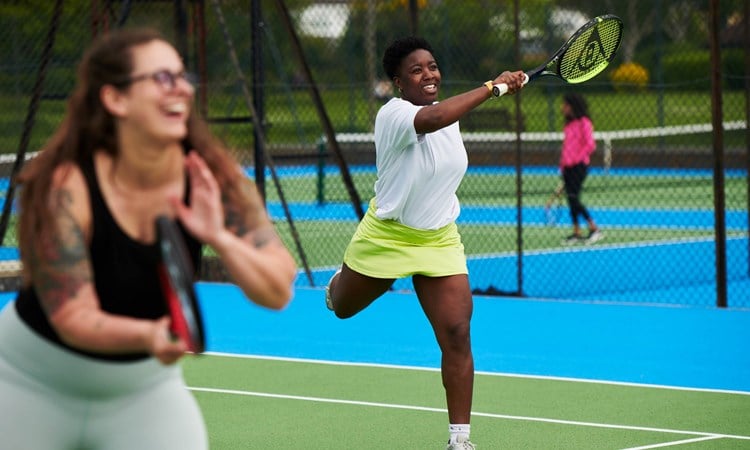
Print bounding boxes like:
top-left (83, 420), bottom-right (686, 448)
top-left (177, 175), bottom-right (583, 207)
top-left (373, 97), bottom-right (468, 230)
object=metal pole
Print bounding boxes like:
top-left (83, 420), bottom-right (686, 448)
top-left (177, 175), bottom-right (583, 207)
top-left (365, 0), bottom-right (377, 124)
top-left (744, 0), bottom-right (750, 278)
top-left (251, 0), bottom-right (266, 199)
top-left (655, 0), bottom-right (665, 154)
top-left (194, 0), bottom-right (208, 118)
top-left (513, 0), bottom-right (523, 296)
top-left (409, 0), bottom-right (418, 35)
top-left (709, 0), bottom-right (727, 307)
top-left (174, 0), bottom-right (188, 60)
top-left (317, 139), bottom-right (325, 206)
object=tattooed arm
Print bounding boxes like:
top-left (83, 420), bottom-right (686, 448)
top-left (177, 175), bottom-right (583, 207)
top-left (37, 164), bottom-right (186, 364)
top-left (172, 152), bottom-right (296, 310)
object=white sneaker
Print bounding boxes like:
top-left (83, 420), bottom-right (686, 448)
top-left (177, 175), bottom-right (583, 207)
top-left (562, 233), bottom-right (583, 245)
top-left (324, 268), bottom-right (341, 311)
top-left (446, 437), bottom-right (476, 450)
top-left (585, 229), bottom-right (604, 244)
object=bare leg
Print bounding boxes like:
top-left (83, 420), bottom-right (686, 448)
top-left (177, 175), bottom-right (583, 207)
top-left (586, 218), bottom-right (598, 232)
top-left (413, 274), bottom-right (474, 424)
top-left (328, 264), bottom-right (394, 319)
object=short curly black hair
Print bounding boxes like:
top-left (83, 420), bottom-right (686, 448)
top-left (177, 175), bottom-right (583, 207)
top-left (382, 36), bottom-right (434, 80)
top-left (563, 92), bottom-right (590, 122)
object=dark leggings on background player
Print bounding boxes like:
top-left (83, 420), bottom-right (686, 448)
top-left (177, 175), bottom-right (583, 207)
top-left (563, 163), bottom-right (592, 224)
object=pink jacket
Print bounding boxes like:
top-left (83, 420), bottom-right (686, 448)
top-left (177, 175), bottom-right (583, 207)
top-left (560, 116), bottom-right (595, 169)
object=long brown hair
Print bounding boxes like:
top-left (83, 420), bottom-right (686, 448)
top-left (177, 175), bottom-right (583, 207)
top-left (18, 27), bottom-right (246, 279)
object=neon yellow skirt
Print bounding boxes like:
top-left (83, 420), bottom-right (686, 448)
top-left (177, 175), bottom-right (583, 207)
top-left (343, 200), bottom-right (468, 279)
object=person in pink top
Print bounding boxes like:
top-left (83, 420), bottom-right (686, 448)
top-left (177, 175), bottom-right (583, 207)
top-left (559, 93), bottom-right (603, 244)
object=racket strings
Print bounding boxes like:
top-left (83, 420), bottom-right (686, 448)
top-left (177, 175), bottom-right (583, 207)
top-left (559, 18), bottom-right (623, 83)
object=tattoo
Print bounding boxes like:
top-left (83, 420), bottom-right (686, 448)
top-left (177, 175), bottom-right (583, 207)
top-left (223, 178), bottom-right (268, 240)
top-left (222, 192), bottom-right (250, 237)
top-left (251, 227), bottom-right (280, 249)
top-left (34, 188), bottom-right (92, 315)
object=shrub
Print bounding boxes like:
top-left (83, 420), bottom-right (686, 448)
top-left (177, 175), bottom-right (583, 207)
top-left (609, 62), bottom-right (650, 91)
top-left (660, 49), bottom-right (744, 91)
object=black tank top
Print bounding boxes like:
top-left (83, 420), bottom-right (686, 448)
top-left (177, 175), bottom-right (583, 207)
top-left (15, 158), bottom-right (202, 361)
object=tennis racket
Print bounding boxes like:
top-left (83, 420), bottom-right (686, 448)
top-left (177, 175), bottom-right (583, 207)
top-left (544, 182), bottom-right (565, 226)
top-left (493, 14), bottom-right (623, 97)
top-left (156, 215), bottom-right (205, 354)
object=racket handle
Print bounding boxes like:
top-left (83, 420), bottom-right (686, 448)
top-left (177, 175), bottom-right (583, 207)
top-left (492, 73), bottom-right (529, 97)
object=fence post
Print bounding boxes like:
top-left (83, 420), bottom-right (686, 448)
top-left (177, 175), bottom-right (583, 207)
top-left (708, 0), bottom-right (727, 308)
top-left (317, 136), bottom-right (325, 206)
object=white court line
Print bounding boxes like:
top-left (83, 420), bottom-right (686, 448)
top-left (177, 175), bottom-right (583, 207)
top-left (187, 385), bottom-right (750, 444)
top-left (205, 351), bottom-right (750, 397)
top-left (464, 235), bottom-right (740, 260)
top-left (621, 435), bottom-right (725, 449)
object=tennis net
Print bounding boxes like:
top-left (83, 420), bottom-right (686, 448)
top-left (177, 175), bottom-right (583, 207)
top-left (332, 120), bottom-right (747, 171)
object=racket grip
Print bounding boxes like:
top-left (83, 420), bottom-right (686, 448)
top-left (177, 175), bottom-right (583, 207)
top-left (492, 73), bottom-right (529, 97)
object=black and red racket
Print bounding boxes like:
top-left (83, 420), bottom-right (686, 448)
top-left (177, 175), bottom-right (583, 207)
top-left (155, 215), bottom-right (205, 354)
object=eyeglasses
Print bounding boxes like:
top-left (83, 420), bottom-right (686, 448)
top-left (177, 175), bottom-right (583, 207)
top-left (121, 69), bottom-right (197, 91)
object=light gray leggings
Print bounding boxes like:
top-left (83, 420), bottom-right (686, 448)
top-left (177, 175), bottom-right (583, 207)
top-left (0, 303), bottom-right (208, 450)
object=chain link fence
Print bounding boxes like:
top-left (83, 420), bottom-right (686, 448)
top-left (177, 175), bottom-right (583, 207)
top-left (0, 0), bottom-right (747, 307)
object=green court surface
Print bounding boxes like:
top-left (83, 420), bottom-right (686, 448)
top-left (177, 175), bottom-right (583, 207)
top-left (183, 354), bottom-right (750, 449)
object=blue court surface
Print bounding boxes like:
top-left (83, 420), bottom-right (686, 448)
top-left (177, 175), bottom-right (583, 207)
top-left (190, 283), bottom-right (750, 394)
top-left (1, 283), bottom-right (748, 394)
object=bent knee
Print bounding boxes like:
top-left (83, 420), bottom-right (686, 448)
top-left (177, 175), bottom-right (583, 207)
top-left (436, 321), bottom-right (471, 350)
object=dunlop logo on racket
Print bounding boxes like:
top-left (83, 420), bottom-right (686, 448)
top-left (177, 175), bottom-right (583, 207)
top-left (576, 27), bottom-right (608, 72)
top-left (492, 14), bottom-right (623, 97)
